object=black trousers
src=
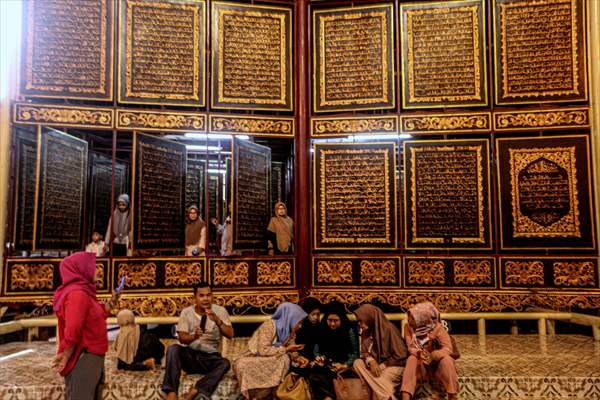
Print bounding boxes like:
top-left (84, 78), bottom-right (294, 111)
top-left (161, 344), bottom-right (230, 397)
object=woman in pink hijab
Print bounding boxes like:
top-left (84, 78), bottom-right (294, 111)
top-left (400, 302), bottom-right (459, 400)
top-left (52, 252), bottom-right (119, 399)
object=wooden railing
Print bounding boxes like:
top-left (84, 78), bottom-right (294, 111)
top-left (2, 311), bottom-right (599, 342)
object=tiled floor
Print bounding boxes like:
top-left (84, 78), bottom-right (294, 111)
top-left (0, 335), bottom-right (599, 399)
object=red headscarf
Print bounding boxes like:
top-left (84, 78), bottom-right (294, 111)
top-left (53, 252), bottom-right (97, 312)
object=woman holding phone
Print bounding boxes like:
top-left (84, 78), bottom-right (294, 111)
top-left (51, 252), bottom-right (120, 399)
top-left (233, 302), bottom-right (307, 399)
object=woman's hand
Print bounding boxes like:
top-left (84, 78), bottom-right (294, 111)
top-left (332, 362), bottom-right (345, 371)
top-left (366, 357), bottom-right (381, 377)
top-left (51, 352), bottom-right (68, 374)
top-left (285, 343), bottom-right (305, 353)
top-left (105, 290), bottom-right (121, 312)
top-left (296, 356), bottom-right (310, 368)
top-left (421, 348), bottom-right (432, 365)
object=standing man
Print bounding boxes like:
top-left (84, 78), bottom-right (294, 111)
top-left (162, 282), bottom-right (234, 400)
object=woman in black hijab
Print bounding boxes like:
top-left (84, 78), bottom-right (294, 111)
top-left (308, 301), bottom-right (359, 399)
top-left (294, 297), bottom-right (322, 362)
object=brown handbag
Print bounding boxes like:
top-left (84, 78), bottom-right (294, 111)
top-left (333, 372), bottom-right (371, 400)
top-left (276, 372), bottom-right (312, 400)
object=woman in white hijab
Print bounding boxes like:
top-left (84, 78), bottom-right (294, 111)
top-left (114, 309), bottom-right (164, 371)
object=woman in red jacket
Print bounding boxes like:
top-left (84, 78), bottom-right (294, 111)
top-left (51, 252), bottom-right (118, 399)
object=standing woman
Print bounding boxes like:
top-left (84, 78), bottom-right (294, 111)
top-left (353, 304), bottom-right (408, 400)
top-left (185, 205), bottom-right (206, 256)
top-left (51, 252), bottom-right (118, 399)
top-left (400, 302), bottom-right (459, 400)
top-left (234, 302), bottom-right (307, 399)
top-left (105, 193), bottom-right (132, 256)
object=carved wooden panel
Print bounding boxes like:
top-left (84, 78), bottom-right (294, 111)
top-left (88, 152), bottom-right (128, 242)
top-left (133, 134), bottom-right (186, 249)
top-left (308, 289), bottom-right (600, 313)
top-left (313, 4), bottom-right (395, 112)
top-left (118, 0), bottom-right (205, 105)
top-left (400, 0), bottom-right (487, 108)
top-left (232, 138), bottom-right (271, 248)
top-left (117, 110), bottom-right (206, 132)
top-left (209, 258), bottom-right (295, 289)
top-left (113, 258), bottom-right (205, 292)
top-left (404, 139), bottom-right (491, 249)
top-left (21, 0), bottom-right (113, 100)
top-left (313, 256), bottom-right (400, 288)
top-left (500, 257), bottom-right (598, 288)
top-left (185, 158), bottom-right (206, 216)
top-left (493, 107), bottom-right (590, 131)
top-left (311, 116), bottom-right (398, 137)
top-left (13, 128), bottom-right (37, 250)
top-left (496, 135), bottom-right (596, 249)
top-left (314, 143), bottom-right (397, 249)
top-left (3, 258), bottom-right (110, 297)
top-left (209, 115), bottom-right (294, 137)
top-left (211, 2), bottom-right (292, 110)
top-left (400, 112), bottom-right (491, 134)
top-left (404, 257), bottom-right (496, 288)
top-left (35, 128), bottom-right (88, 250)
top-left (13, 103), bottom-right (114, 129)
top-left (494, 0), bottom-right (588, 104)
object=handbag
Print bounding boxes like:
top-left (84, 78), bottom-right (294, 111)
top-left (333, 370), bottom-right (371, 400)
top-left (276, 372), bottom-right (312, 400)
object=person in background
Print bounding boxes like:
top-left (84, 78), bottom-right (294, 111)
top-left (85, 231), bottom-right (105, 257)
top-left (295, 297), bottom-right (322, 363)
top-left (308, 301), bottom-right (360, 399)
top-left (114, 309), bottom-right (165, 371)
top-left (400, 302), bottom-right (459, 400)
top-left (105, 194), bottom-right (131, 256)
top-left (233, 302), bottom-right (307, 399)
top-left (161, 282), bottom-right (233, 400)
top-left (266, 202), bottom-right (294, 256)
top-left (51, 252), bottom-right (119, 400)
top-left (185, 205), bottom-right (206, 256)
top-left (353, 304), bottom-right (408, 400)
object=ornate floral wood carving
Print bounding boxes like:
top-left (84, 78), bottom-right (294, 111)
top-left (360, 260), bottom-right (396, 284)
top-left (257, 261), bottom-right (292, 285)
top-left (316, 261), bottom-right (353, 284)
top-left (118, 263), bottom-right (157, 288)
top-left (14, 103), bottom-right (113, 129)
top-left (164, 262), bottom-right (203, 287)
top-left (504, 261), bottom-right (544, 286)
top-left (10, 264), bottom-right (54, 291)
top-left (453, 260), bottom-right (492, 285)
top-left (213, 262), bottom-right (250, 286)
top-left (553, 262), bottom-right (595, 287)
top-left (407, 261), bottom-right (445, 285)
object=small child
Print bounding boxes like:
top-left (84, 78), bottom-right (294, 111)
top-left (86, 231), bottom-right (106, 257)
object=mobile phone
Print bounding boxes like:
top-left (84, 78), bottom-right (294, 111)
top-left (116, 276), bottom-right (126, 293)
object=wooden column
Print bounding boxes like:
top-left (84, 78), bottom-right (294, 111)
top-left (294, 0), bottom-right (310, 295)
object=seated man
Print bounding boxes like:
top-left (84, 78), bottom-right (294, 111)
top-left (162, 282), bottom-right (234, 400)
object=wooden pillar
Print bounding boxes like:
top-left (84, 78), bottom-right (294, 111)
top-left (0, 3), bottom-right (20, 268)
top-left (589, 0), bottom-right (600, 246)
top-left (294, 0), bottom-right (310, 295)
top-left (477, 318), bottom-right (486, 337)
top-left (538, 318), bottom-right (547, 337)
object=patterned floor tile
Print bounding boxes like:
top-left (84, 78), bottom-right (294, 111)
top-left (0, 335), bottom-right (598, 399)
